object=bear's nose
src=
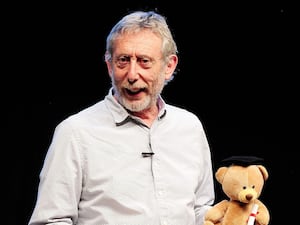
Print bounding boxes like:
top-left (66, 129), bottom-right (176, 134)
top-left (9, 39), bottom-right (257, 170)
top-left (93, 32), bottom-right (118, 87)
top-left (246, 194), bottom-right (253, 201)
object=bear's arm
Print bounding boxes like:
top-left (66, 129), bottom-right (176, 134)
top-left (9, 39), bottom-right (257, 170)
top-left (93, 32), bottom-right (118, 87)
top-left (204, 199), bottom-right (229, 223)
top-left (255, 199), bottom-right (270, 225)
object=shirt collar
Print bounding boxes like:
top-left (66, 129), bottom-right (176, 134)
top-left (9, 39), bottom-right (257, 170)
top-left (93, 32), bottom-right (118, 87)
top-left (105, 87), bottom-right (167, 126)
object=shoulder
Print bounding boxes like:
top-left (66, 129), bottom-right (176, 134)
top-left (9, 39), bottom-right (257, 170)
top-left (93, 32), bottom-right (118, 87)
top-left (56, 100), bottom-right (107, 129)
top-left (166, 104), bottom-right (200, 120)
top-left (165, 104), bottom-right (204, 128)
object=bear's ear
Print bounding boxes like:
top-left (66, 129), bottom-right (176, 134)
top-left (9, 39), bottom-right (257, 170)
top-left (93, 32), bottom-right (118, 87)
top-left (257, 165), bottom-right (269, 180)
top-left (215, 167), bottom-right (228, 184)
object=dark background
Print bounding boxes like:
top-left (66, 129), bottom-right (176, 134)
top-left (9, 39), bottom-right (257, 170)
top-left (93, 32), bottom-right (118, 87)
top-left (11, 1), bottom-right (298, 224)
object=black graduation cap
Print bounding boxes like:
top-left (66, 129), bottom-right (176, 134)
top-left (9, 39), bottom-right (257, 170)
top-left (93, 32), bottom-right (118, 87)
top-left (220, 155), bottom-right (264, 167)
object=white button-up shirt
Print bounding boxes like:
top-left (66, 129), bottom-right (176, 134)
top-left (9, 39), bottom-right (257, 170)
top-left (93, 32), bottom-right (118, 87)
top-left (29, 88), bottom-right (215, 225)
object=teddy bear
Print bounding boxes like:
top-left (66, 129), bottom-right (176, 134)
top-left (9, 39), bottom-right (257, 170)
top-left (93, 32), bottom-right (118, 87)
top-left (204, 156), bottom-right (270, 225)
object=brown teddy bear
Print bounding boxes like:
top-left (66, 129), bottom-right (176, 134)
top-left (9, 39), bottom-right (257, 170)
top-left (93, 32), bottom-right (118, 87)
top-left (204, 156), bottom-right (270, 225)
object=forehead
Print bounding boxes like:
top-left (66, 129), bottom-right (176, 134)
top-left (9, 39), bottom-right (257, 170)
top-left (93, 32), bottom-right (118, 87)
top-left (113, 30), bottom-right (163, 58)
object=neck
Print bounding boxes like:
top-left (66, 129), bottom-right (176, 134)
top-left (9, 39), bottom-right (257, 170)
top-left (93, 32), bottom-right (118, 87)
top-left (130, 105), bottom-right (159, 127)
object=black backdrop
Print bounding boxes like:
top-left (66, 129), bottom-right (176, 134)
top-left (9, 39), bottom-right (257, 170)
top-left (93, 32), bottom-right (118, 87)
top-left (12, 1), bottom-right (298, 224)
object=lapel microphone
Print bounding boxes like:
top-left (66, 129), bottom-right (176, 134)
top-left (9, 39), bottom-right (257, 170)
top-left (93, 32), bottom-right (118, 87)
top-left (141, 152), bottom-right (155, 157)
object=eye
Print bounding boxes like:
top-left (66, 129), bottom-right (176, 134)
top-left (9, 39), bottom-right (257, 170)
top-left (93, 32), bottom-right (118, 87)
top-left (115, 56), bottom-right (130, 67)
top-left (137, 57), bottom-right (153, 68)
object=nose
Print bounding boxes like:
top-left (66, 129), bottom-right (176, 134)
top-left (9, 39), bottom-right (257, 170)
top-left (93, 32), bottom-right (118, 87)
top-left (127, 59), bottom-right (139, 83)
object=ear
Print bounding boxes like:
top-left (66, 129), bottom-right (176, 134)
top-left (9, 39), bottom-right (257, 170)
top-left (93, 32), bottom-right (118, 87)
top-left (257, 165), bottom-right (269, 180)
top-left (215, 166), bottom-right (228, 184)
top-left (106, 60), bottom-right (113, 77)
top-left (164, 54), bottom-right (178, 80)
top-left (105, 51), bottom-right (113, 77)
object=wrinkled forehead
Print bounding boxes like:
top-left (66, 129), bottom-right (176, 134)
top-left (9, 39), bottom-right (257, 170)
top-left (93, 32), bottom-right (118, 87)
top-left (113, 30), bottom-right (163, 57)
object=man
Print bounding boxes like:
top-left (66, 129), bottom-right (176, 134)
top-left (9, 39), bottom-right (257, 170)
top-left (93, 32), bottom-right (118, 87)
top-left (29, 10), bottom-right (215, 225)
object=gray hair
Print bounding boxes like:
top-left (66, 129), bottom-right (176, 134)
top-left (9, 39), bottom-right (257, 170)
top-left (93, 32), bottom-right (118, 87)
top-left (105, 11), bottom-right (178, 63)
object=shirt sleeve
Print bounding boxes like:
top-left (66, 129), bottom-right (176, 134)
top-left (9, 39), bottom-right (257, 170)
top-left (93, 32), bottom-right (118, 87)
top-left (28, 120), bottom-right (83, 225)
top-left (194, 127), bottom-right (215, 225)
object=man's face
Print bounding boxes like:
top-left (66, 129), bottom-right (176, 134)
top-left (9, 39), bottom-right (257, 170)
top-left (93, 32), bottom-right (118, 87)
top-left (106, 30), bottom-right (171, 112)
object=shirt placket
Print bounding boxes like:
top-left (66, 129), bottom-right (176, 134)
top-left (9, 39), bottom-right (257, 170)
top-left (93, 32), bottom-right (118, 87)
top-left (149, 133), bottom-right (170, 225)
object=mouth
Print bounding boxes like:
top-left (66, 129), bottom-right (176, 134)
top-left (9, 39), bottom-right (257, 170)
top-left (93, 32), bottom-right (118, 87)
top-left (125, 88), bottom-right (146, 96)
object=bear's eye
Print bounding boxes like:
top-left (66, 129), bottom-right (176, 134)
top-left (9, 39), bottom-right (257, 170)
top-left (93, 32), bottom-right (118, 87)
top-left (243, 186), bottom-right (247, 190)
top-left (252, 185), bottom-right (255, 189)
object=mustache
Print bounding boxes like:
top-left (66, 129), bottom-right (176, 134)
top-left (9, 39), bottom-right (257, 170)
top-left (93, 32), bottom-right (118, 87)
top-left (122, 83), bottom-right (147, 91)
